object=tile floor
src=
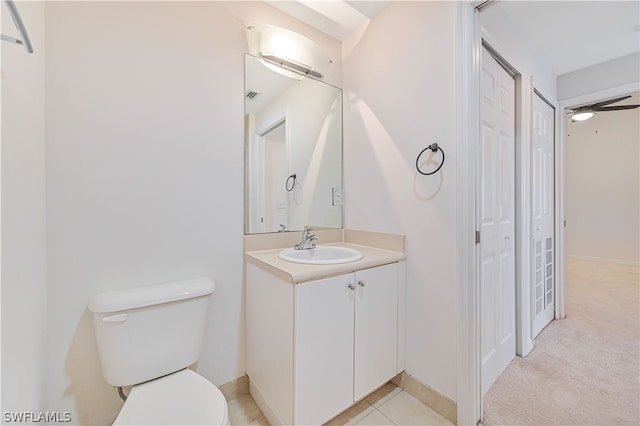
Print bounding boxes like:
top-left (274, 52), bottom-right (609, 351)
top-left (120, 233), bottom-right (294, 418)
top-left (227, 382), bottom-right (453, 426)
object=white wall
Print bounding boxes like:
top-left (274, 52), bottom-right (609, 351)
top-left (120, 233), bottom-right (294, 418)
top-left (43, 2), bottom-right (341, 424)
top-left (342, 1), bottom-right (562, 403)
top-left (557, 53), bottom-right (640, 101)
top-left (565, 95), bottom-right (640, 264)
top-left (252, 75), bottom-right (342, 232)
top-left (1, 0), bottom-right (47, 416)
top-left (343, 1), bottom-right (458, 400)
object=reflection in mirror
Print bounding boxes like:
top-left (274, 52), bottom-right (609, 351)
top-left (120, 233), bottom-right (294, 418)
top-left (244, 54), bottom-right (343, 234)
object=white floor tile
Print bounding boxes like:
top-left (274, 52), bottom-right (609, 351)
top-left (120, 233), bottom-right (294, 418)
top-left (325, 400), bottom-right (376, 425)
top-left (354, 410), bottom-right (395, 426)
top-left (364, 383), bottom-right (402, 408)
top-left (378, 391), bottom-right (453, 425)
top-left (227, 383), bottom-right (452, 426)
top-left (228, 394), bottom-right (265, 425)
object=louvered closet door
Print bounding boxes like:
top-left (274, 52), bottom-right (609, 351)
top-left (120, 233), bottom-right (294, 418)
top-left (480, 47), bottom-right (516, 396)
top-left (532, 92), bottom-right (555, 337)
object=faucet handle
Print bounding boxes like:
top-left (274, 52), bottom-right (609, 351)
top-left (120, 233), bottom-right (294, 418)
top-left (306, 235), bottom-right (318, 249)
top-left (294, 229), bottom-right (318, 250)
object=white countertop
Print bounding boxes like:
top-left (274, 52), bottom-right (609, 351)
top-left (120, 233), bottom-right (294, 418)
top-left (244, 242), bottom-right (406, 284)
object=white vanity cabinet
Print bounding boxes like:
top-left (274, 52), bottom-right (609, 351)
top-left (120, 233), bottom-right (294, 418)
top-left (246, 261), bottom-right (402, 426)
top-left (295, 264), bottom-right (398, 424)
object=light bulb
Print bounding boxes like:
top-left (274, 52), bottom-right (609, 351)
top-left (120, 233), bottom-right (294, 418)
top-left (571, 112), bottom-right (594, 122)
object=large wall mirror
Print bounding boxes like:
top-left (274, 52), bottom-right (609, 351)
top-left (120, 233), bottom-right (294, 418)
top-left (244, 54), bottom-right (343, 234)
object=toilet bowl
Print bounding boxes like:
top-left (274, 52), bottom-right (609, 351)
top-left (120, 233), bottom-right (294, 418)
top-left (114, 369), bottom-right (229, 426)
top-left (88, 277), bottom-right (229, 425)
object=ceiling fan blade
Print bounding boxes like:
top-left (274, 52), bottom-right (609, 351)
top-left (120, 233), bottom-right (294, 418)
top-left (593, 104), bottom-right (640, 111)
top-left (570, 105), bottom-right (592, 112)
top-left (588, 95), bottom-right (632, 110)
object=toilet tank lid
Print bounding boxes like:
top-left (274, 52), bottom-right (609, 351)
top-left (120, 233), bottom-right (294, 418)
top-left (88, 277), bottom-right (215, 313)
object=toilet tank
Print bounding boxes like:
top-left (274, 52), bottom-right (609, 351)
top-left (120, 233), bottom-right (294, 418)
top-left (88, 277), bottom-right (214, 387)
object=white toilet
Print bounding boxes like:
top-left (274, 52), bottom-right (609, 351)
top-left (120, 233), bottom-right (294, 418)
top-left (88, 277), bottom-right (229, 425)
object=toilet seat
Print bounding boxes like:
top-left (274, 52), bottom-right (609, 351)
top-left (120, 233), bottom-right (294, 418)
top-left (114, 369), bottom-right (229, 425)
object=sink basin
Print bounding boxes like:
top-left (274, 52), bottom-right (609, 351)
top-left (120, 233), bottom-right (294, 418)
top-left (278, 246), bottom-right (363, 265)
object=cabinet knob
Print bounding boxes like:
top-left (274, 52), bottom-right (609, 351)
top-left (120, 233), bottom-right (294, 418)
top-left (358, 280), bottom-right (366, 287)
top-left (348, 283), bottom-right (355, 290)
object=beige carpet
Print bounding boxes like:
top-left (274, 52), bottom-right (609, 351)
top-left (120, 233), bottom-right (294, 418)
top-left (483, 258), bottom-right (640, 426)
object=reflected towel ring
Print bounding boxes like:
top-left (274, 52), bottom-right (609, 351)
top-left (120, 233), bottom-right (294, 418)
top-left (416, 143), bottom-right (445, 176)
top-left (286, 174), bottom-right (297, 192)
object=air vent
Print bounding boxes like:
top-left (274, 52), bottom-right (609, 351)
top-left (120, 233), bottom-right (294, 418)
top-left (245, 90), bottom-right (260, 100)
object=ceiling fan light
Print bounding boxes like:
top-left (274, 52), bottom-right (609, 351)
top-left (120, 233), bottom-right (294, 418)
top-left (571, 112), bottom-right (594, 122)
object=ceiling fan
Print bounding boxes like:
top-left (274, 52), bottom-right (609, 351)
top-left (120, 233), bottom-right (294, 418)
top-left (569, 95), bottom-right (640, 121)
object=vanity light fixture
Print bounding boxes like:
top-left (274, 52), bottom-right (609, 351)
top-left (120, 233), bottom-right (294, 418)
top-left (571, 112), bottom-right (594, 122)
top-left (1, 0), bottom-right (33, 53)
top-left (246, 24), bottom-right (330, 79)
top-left (261, 54), bottom-right (322, 79)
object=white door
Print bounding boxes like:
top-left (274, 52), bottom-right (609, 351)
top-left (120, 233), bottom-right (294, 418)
top-left (294, 273), bottom-right (354, 425)
top-left (480, 47), bottom-right (516, 396)
top-left (353, 264), bottom-right (398, 401)
top-left (532, 93), bottom-right (555, 337)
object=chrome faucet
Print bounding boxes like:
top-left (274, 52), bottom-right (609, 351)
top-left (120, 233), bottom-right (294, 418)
top-left (294, 229), bottom-right (318, 250)
top-left (278, 224), bottom-right (289, 232)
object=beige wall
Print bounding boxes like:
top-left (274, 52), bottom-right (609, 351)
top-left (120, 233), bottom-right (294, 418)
top-left (1, 0), bottom-right (47, 416)
top-left (43, 2), bottom-right (341, 423)
top-left (565, 93), bottom-right (640, 264)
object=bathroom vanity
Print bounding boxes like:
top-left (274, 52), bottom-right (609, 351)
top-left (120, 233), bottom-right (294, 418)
top-left (243, 46), bottom-right (406, 425)
top-left (244, 230), bottom-right (406, 425)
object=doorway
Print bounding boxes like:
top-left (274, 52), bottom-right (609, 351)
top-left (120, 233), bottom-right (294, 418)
top-left (479, 45), bottom-right (516, 396)
top-left (261, 121), bottom-right (289, 232)
top-left (481, 91), bottom-right (637, 424)
top-left (456, 4), bottom-right (565, 424)
top-left (476, 34), bottom-right (562, 401)
top-left (478, 48), bottom-right (560, 405)
top-left (246, 113), bottom-right (290, 234)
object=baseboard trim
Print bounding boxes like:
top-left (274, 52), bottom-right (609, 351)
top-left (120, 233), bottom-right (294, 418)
top-left (228, 372), bottom-right (458, 425)
top-left (219, 374), bottom-right (249, 401)
top-left (250, 379), bottom-right (285, 426)
top-left (394, 372), bottom-right (457, 424)
top-left (567, 254), bottom-right (639, 267)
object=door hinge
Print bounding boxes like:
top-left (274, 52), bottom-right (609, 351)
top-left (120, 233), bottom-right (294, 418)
top-left (476, 230), bottom-right (480, 244)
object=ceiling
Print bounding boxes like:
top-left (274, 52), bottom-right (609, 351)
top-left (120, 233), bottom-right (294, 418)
top-left (480, 1), bottom-right (640, 76)
top-left (270, 1), bottom-right (639, 77)
top-left (266, 0), bottom-right (391, 41)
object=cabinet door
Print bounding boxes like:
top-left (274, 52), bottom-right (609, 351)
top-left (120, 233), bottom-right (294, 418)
top-left (354, 263), bottom-right (398, 400)
top-left (294, 273), bottom-right (354, 425)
